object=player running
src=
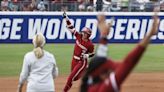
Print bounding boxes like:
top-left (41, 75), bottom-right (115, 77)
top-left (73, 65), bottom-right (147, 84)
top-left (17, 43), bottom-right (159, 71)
top-left (62, 12), bottom-right (95, 92)
top-left (80, 11), bottom-right (159, 92)
top-left (17, 33), bottom-right (58, 92)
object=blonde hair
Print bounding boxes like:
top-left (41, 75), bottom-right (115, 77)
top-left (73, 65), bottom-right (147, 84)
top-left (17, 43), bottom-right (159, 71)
top-left (32, 33), bottom-right (46, 59)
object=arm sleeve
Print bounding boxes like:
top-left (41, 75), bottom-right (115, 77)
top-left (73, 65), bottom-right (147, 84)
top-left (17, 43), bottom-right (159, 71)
top-left (65, 18), bottom-right (75, 33)
top-left (115, 45), bottom-right (146, 87)
top-left (99, 45), bottom-right (146, 92)
top-left (19, 55), bottom-right (30, 85)
top-left (65, 17), bottom-right (81, 39)
top-left (52, 56), bottom-right (59, 78)
top-left (107, 59), bottom-right (121, 71)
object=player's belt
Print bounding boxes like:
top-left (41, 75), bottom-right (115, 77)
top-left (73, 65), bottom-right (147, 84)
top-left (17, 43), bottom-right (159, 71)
top-left (73, 55), bottom-right (80, 60)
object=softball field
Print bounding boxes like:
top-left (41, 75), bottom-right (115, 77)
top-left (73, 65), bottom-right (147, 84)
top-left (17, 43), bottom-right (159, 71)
top-left (0, 44), bottom-right (164, 92)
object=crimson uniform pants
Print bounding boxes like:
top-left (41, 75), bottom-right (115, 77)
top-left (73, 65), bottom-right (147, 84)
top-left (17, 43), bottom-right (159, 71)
top-left (63, 59), bottom-right (88, 92)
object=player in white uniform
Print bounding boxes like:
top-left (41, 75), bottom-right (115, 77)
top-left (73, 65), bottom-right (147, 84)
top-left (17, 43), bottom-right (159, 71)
top-left (17, 33), bottom-right (58, 92)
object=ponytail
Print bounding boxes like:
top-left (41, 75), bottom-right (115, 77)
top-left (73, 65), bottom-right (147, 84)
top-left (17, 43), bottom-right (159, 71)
top-left (32, 33), bottom-right (45, 59)
top-left (33, 47), bottom-right (43, 59)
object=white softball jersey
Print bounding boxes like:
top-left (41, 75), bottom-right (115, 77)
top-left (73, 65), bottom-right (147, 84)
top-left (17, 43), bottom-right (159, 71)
top-left (19, 50), bottom-right (58, 92)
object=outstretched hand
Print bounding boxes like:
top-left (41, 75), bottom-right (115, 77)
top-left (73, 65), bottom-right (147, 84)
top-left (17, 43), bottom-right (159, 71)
top-left (139, 8), bottom-right (160, 47)
top-left (149, 8), bottom-right (160, 36)
top-left (63, 11), bottom-right (67, 18)
top-left (97, 14), bottom-right (113, 37)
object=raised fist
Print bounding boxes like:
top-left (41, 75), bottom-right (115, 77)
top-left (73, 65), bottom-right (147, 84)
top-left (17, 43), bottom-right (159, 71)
top-left (63, 11), bottom-right (67, 18)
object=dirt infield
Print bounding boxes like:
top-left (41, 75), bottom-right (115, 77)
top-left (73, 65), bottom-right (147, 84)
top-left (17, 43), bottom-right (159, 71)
top-left (0, 72), bottom-right (164, 92)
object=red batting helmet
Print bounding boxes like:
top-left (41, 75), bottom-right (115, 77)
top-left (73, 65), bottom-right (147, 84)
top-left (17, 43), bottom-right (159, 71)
top-left (81, 27), bottom-right (92, 38)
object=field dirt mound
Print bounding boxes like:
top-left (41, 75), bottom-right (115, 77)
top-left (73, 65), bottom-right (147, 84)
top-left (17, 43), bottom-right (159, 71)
top-left (0, 72), bottom-right (164, 92)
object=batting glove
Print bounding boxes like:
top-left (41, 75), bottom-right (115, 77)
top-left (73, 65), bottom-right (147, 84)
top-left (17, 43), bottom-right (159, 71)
top-left (63, 11), bottom-right (67, 18)
top-left (81, 53), bottom-right (89, 59)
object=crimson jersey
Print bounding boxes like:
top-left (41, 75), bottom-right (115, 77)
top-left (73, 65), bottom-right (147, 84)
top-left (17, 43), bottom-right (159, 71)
top-left (73, 31), bottom-right (94, 60)
top-left (63, 14), bottom-right (95, 92)
top-left (88, 45), bottom-right (145, 92)
top-left (65, 17), bottom-right (94, 60)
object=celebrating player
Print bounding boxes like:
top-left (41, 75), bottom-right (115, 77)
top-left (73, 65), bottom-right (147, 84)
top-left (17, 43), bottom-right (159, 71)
top-left (17, 33), bottom-right (58, 92)
top-left (62, 12), bottom-right (95, 92)
top-left (80, 11), bottom-right (159, 92)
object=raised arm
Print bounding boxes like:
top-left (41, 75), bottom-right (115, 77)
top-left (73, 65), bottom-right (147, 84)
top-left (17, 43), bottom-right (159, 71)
top-left (96, 14), bottom-right (113, 57)
top-left (63, 11), bottom-right (77, 34)
top-left (139, 12), bottom-right (159, 47)
top-left (97, 11), bottom-right (159, 92)
top-left (97, 14), bottom-right (121, 73)
top-left (114, 10), bottom-right (159, 86)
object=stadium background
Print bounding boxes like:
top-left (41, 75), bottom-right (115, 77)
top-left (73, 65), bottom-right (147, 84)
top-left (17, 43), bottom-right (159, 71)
top-left (0, 0), bottom-right (164, 92)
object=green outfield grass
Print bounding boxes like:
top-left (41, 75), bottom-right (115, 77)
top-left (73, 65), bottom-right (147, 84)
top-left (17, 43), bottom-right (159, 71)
top-left (0, 44), bottom-right (164, 77)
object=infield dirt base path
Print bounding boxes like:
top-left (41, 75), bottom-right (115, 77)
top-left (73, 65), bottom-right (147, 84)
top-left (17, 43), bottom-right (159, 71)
top-left (0, 72), bottom-right (164, 92)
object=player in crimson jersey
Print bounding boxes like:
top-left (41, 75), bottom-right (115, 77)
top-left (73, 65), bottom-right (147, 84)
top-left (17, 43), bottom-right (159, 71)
top-left (62, 12), bottom-right (95, 92)
top-left (80, 11), bottom-right (159, 92)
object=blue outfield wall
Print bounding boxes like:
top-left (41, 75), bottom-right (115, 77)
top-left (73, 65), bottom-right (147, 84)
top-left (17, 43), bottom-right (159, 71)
top-left (0, 12), bottom-right (164, 43)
